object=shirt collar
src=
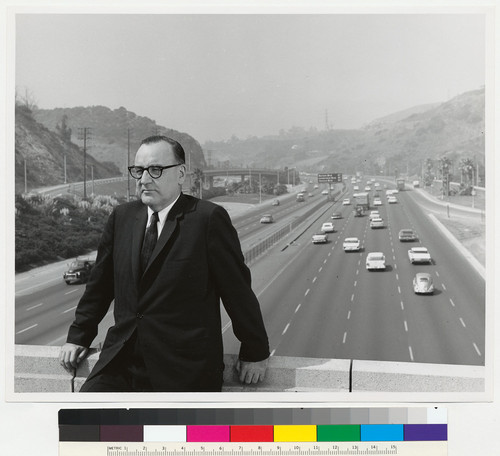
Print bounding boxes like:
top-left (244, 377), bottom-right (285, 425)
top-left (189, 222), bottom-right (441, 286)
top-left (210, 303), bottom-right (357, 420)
top-left (146, 194), bottom-right (181, 229)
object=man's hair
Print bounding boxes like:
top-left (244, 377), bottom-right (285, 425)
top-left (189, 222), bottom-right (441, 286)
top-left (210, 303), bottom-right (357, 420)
top-left (140, 135), bottom-right (186, 164)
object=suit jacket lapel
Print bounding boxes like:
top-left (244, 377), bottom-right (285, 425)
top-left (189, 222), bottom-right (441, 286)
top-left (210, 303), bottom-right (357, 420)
top-left (141, 193), bottom-right (187, 278)
top-left (132, 205), bottom-right (148, 286)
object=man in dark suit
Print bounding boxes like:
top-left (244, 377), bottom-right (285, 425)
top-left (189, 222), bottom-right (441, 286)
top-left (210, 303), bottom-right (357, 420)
top-left (59, 135), bottom-right (269, 392)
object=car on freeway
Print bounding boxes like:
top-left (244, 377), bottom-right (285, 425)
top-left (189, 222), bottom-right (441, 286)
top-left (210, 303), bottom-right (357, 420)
top-left (353, 185), bottom-right (360, 191)
top-left (342, 198), bottom-right (351, 205)
top-left (387, 196), bottom-right (398, 204)
top-left (364, 186), bottom-right (371, 191)
top-left (343, 237), bottom-right (361, 251)
top-left (369, 210), bottom-right (380, 221)
top-left (373, 198), bottom-right (382, 206)
top-left (321, 222), bottom-right (335, 233)
top-left (312, 232), bottom-right (329, 244)
top-left (260, 214), bottom-right (274, 223)
top-left (398, 228), bottom-right (418, 242)
top-left (313, 184), bottom-right (319, 189)
top-left (63, 258), bottom-right (95, 285)
top-left (413, 272), bottom-right (434, 294)
top-left (331, 211), bottom-right (342, 219)
top-left (370, 217), bottom-right (384, 229)
top-left (408, 247), bottom-right (432, 264)
top-left (271, 199), bottom-right (280, 206)
top-left (366, 252), bottom-right (386, 270)
top-left (321, 189), bottom-right (329, 195)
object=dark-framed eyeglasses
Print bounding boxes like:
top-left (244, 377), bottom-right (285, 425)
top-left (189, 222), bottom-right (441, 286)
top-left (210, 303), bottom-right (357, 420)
top-left (128, 164), bottom-right (182, 179)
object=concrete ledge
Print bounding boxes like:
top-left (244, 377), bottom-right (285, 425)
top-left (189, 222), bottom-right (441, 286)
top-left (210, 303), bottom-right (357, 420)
top-left (352, 359), bottom-right (485, 392)
top-left (14, 345), bottom-right (485, 393)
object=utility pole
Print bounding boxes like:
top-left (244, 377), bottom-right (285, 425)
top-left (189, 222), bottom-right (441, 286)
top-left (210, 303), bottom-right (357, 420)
top-left (64, 154), bottom-right (67, 184)
top-left (77, 127), bottom-right (91, 200)
top-left (90, 165), bottom-right (95, 196)
top-left (24, 158), bottom-right (27, 194)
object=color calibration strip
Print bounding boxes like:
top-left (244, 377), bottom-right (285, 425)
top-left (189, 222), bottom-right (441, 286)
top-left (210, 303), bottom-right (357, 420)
top-left (59, 408), bottom-right (447, 442)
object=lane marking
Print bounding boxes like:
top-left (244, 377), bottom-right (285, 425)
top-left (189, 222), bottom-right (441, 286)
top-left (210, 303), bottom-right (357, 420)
top-left (64, 289), bottom-right (80, 295)
top-left (312, 276), bottom-right (317, 283)
top-left (450, 299), bottom-right (455, 307)
top-left (459, 318), bottom-right (466, 328)
top-left (318, 267), bottom-right (323, 273)
top-left (351, 294), bottom-right (355, 302)
top-left (62, 305), bottom-right (77, 314)
top-left (396, 273), bottom-right (399, 281)
top-left (16, 324), bottom-right (38, 335)
top-left (404, 320), bottom-right (408, 332)
top-left (343, 332), bottom-right (347, 344)
top-left (473, 343), bottom-right (482, 357)
top-left (270, 349), bottom-right (276, 356)
top-left (409, 346), bottom-right (414, 361)
top-left (305, 288), bottom-right (310, 296)
top-left (295, 304), bottom-right (301, 313)
top-left (401, 301), bottom-right (404, 310)
top-left (398, 286), bottom-right (401, 294)
top-left (442, 283), bottom-right (447, 291)
top-left (26, 303), bottom-right (43, 311)
top-left (347, 310), bottom-right (351, 320)
top-left (354, 280), bottom-right (357, 287)
top-left (282, 323), bottom-right (290, 335)
top-left (436, 271), bottom-right (440, 277)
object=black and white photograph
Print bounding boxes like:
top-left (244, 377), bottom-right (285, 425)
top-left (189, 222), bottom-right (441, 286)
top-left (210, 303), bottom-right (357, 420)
top-left (9, 9), bottom-right (492, 399)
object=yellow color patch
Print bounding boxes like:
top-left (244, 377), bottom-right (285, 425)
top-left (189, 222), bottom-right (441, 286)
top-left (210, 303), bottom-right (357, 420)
top-left (274, 425), bottom-right (317, 442)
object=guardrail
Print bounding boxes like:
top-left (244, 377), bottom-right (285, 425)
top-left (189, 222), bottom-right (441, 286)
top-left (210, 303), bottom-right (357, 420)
top-left (243, 188), bottom-right (344, 266)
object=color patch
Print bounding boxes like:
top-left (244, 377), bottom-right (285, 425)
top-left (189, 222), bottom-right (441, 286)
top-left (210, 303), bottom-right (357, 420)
top-left (143, 425), bottom-right (187, 442)
top-left (230, 425), bottom-right (274, 442)
top-left (405, 424), bottom-right (447, 441)
top-left (361, 425), bottom-right (404, 441)
top-left (274, 425), bottom-right (316, 442)
top-left (187, 425), bottom-right (230, 442)
top-left (59, 425), bottom-right (100, 442)
top-left (317, 425), bottom-right (361, 442)
top-left (100, 425), bottom-right (143, 442)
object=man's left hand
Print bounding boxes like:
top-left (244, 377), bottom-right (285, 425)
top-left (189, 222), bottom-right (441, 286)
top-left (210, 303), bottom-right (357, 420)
top-left (236, 357), bottom-right (269, 384)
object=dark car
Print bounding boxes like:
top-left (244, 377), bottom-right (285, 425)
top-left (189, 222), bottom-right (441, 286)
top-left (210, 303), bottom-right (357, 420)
top-left (260, 214), bottom-right (274, 224)
top-left (398, 229), bottom-right (418, 242)
top-left (331, 212), bottom-right (342, 219)
top-left (63, 259), bottom-right (95, 284)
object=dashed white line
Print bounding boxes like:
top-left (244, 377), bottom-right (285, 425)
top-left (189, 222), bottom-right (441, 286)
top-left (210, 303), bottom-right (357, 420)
top-left (324, 259), bottom-right (328, 264)
top-left (404, 321), bottom-right (408, 332)
top-left (459, 318), bottom-right (466, 328)
top-left (16, 324), bottom-right (38, 335)
top-left (351, 294), bottom-right (355, 302)
top-left (347, 310), bottom-right (351, 320)
top-left (295, 304), bottom-right (301, 313)
top-left (401, 301), bottom-right (404, 310)
top-left (64, 289), bottom-right (79, 295)
top-left (442, 283), bottom-right (447, 291)
top-left (398, 286), bottom-right (401, 294)
top-left (436, 271), bottom-right (440, 277)
top-left (473, 343), bottom-right (482, 357)
top-left (409, 346), bottom-right (414, 361)
top-left (354, 281), bottom-right (357, 287)
top-left (450, 299), bottom-right (455, 307)
top-left (396, 273), bottom-right (399, 281)
top-left (328, 252), bottom-right (332, 257)
top-left (356, 269), bottom-right (359, 275)
top-left (26, 303), bottom-right (43, 311)
top-left (312, 276), bottom-right (317, 283)
top-left (62, 305), bottom-right (77, 314)
top-left (305, 289), bottom-right (310, 296)
top-left (318, 267), bottom-right (323, 273)
top-left (270, 349), bottom-right (276, 356)
top-left (343, 332), bottom-right (347, 344)
top-left (282, 323), bottom-right (290, 335)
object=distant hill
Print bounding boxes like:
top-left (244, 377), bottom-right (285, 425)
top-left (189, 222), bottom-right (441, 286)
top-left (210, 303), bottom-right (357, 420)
top-left (203, 87), bottom-right (485, 181)
top-left (33, 105), bottom-right (206, 173)
top-left (15, 105), bottom-right (120, 194)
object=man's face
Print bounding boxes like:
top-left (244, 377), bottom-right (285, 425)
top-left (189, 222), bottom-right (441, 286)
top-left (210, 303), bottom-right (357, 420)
top-left (134, 141), bottom-right (186, 212)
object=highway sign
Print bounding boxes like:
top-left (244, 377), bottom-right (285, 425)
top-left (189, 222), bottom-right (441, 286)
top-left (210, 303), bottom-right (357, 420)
top-left (318, 173), bottom-right (342, 183)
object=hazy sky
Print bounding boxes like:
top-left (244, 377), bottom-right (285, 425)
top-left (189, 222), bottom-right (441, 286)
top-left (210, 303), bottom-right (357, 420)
top-left (15, 12), bottom-right (486, 143)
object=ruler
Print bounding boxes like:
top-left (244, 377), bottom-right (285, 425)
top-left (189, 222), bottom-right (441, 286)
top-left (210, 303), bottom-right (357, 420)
top-left (60, 441), bottom-right (447, 456)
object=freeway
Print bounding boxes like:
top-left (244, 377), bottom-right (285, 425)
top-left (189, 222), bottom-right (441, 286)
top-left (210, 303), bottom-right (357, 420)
top-left (222, 184), bottom-right (485, 367)
top-left (15, 181), bottom-right (485, 368)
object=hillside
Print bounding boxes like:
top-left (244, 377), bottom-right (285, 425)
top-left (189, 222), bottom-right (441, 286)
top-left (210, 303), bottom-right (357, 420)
top-left (203, 87), bottom-right (485, 181)
top-left (33, 106), bottom-right (206, 173)
top-left (15, 105), bottom-right (120, 194)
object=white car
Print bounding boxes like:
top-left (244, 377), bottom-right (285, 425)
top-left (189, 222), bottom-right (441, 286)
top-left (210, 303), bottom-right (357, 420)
top-left (321, 189), bottom-right (329, 195)
top-left (353, 185), bottom-right (360, 191)
top-left (387, 196), bottom-right (398, 204)
top-left (366, 252), bottom-right (386, 270)
top-left (370, 217), bottom-right (384, 229)
top-left (321, 222), bottom-right (335, 233)
top-left (342, 198), bottom-right (351, 205)
top-left (312, 232), bottom-right (329, 244)
top-left (343, 237), bottom-right (361, 252)
top-left (408, 247), bottom-right (432, 264)
top-left (373, 198), bottom-right (382, 206)
top-left (369, 210), bottom-right (380, 221)
top-left (364, 186), bottom-right (371, 191)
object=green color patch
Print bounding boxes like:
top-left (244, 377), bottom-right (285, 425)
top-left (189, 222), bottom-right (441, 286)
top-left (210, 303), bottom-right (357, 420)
top-left (317, 425), bottom-right (361, 442)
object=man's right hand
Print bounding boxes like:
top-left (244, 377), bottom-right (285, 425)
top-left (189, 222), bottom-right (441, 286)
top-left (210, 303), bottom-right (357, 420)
top-left (59, 343), bottom-right (88, 373)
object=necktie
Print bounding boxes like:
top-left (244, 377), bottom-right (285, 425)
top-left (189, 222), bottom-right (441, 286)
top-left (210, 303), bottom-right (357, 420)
top-left (140, 212), bottom-right (159, 273)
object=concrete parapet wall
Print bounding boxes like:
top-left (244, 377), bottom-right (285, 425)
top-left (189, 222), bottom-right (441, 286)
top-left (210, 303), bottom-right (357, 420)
top-left (14, 345), bottom-right (484, 393)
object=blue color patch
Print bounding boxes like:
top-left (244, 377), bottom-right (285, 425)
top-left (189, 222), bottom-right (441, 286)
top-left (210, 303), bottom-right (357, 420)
top-left (361, 424), bottom-right (404, 441)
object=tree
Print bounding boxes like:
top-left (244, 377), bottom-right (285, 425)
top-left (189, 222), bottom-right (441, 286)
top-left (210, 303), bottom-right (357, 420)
top-left (191, 168), bottom-right (204, 198)
top-left (15, 86), bottom-right (38, 111)
top-left (459, 158), bottom-right (475, 187)
top-left (56, 114), bottom-right (73, 142)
